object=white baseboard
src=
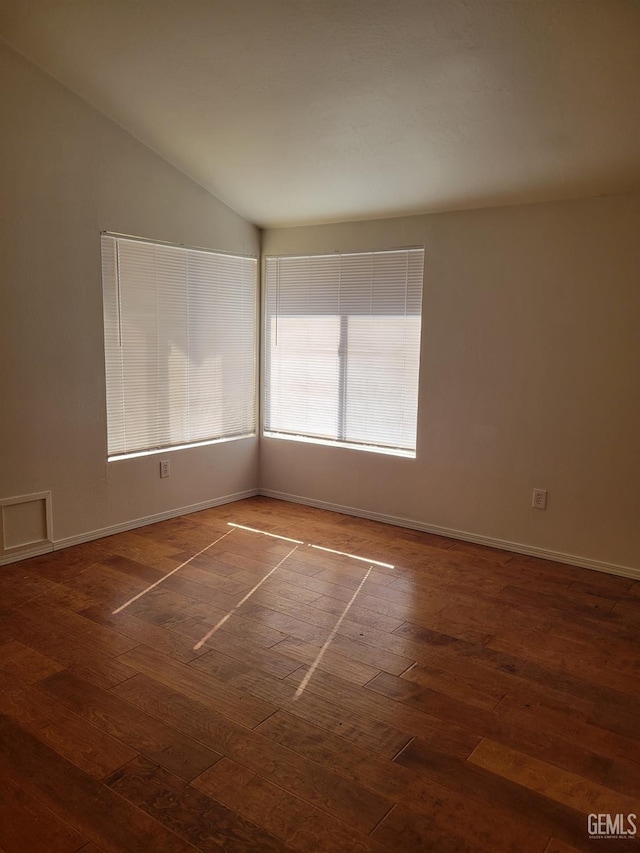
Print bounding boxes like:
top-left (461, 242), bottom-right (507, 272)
top-left (0, 541), bottom-right (54, 566)
top-left (0, 489), bottom-right (258, 565)
top-left (259, 489), bottom-right (640, 581)
top-left (4, 485), bottom-right (636, 582)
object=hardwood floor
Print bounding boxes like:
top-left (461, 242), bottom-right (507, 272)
top-left (0, 496), bottom-right (638, 852)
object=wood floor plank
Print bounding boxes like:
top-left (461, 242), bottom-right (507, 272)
top-left (98, 553), bottom-right (166, 584)
top-left (233, 603), bottom-right (338, 645)
top-left (41, 670), bottom-right (221, 781)
top-left (589, 700), bottom-right (640, 741)
top-left (240, 602), bottom-right (414, 674)
top-left (102, 536), bottom-right (185, 567)
top-left (282, 666), bottom-right (482, 759)
top-left (22, 548), bottom-right (97, 583)
top-left (0, 638), bottom-right (64, 683)
top-left (0, 496), bottom-right (637, 851)
top-left (106, 755), bottom-right (294, 852)
top-left (110, 674), bottom-right (394, 832)
top-left (118, 589), bottom-right (205, 629)
top-left (277, 554), bottom-right (338, 578)
top-left (500, 582), bottom-right (617, 614)
top-left (538, 610), bottom-right (637, 656)
top-left (128, 589), bottom-right (292, 648)
top-left (188, 645), bottom-right (304, 687)
top-left (255, 706), bottom-right (546, 853)
top-left (308, 591), bottom-right (428, 628)
top-left (509, 654), bottom-right (640, 709)
top-left (313, 610), bottom-right (468, 670)
top-left (161, 570), bottom-right (255, 602)
top-left (447, 540), bottom-right (514, 564)
top-left (219, 571), bottom-right (324, 605)
top-left (80, 604), bottom-right (210, 664)
top-left (115, 644), bottom-right (277, 728)
top-left (487, 631), bottom-right (614, 681)
top-left (196, 547), bottom-right (283, 575)
top-left (172, 551), bottom-right (251, 578)
top-left (544, 841), bottom-right (585, 853)
top-left (309, 589), bottom-right (418, 622)
top-left (402, 657), bottom-right (597, 719)
top-left (310, 630), bottom-right (414, 676)
top-left (394, 738), bottom-right (626, 852)
top-left (0, 770), bottom-right (88, 853)
top-left (26, 580), bottom-right (97, 614)
top-left (400, 660), bottom-right (505, 710)
top-left (392, 617), bottom-right (514, 658)
top-left (370, 798), bottom-right (548, 853)
top-left (0, 565), bottom-right (59, 609)
top-left (18, 597), bottom-right (139, 658)
top-left (192, 625), bottom-right (385, 692)
top-left (134, 513), bottom-right (229, 541)
top-left (432, 601), bottom-right (549, 645)
top-left (189, 630), bottom-right (303, 679)
top-left (254, 707), bottom-right (502, 837)
top-left (468, 739), bottom-right (638, 818)
top-left (468, 700), bottom-right (640, 798)
top-left (0, 715), bottom-right (197, 853)
top-left (194, 756), bottom-right (391, 853)
top-left (364, 670), bottom-right (506, 731)
top-left (55, 562), bottom-right (151, 611)
top-left (0, 677), bottom-right (138, 779)
top-left (253, 565), bottom-right (398, 608)
top-left (496, 695), bottom-right (640, 767)
top-left (185, 647), bottom-right (412, 759)
top-left (1, 608), bottom-right (138, 689)
top-left (214, 533), bottom-right (300, 565)
top-left (268, 636), bottom-right (381, 686)
top-left (311, 564), bottom-right (398, 591)
top-left (276, 692), bottom-right (412, 760)
top-left (125, 585), bottom-right (239, 627)
top-left (264, 589), bottom-right (406, 634)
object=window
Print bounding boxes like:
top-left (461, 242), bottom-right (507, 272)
top-left (101, 234), bottom-right (257, 459)
top-left (264, 248), bottom-right (424, 456)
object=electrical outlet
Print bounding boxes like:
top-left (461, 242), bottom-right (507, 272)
top-left (532, 488), bottom-right (547, 510)
top-left (160, 459), bottom-right (170, 478)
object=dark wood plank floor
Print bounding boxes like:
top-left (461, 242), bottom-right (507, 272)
top-left (0, 496), bottom-right (638, 852)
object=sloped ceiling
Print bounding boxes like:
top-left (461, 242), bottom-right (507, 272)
top-left (1, 0), bottom-right (640, 227)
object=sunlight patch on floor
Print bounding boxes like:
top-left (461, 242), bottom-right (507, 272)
top-left (226, 522), bottom-right (304, 545)
top-left (309, 543), bottom-right (394, 569)
top-left (192, 543), bottom-right (301, 650)
top-left (110, 519), bottom-right (393, 697)
top-left (294, 565), bottom-right (373, 700)
top-left (111, 528), bottom-right (235, 615)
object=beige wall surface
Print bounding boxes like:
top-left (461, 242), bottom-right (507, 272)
top-left (3, 39), bottom-right (639, 572)
top-left (0, 42), bottom-right (260, 549)
top-left (261, 195), bottom-right (640, 571)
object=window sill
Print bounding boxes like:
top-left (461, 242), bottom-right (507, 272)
top-left (108, 433), bottom-right (256, 461)
top-left (262, 431), bottom-right (416, 459)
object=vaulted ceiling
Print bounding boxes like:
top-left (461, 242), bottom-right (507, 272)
top-left (1, 0), bottom-right (639, 227)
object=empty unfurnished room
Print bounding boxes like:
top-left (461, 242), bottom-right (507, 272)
top-left (0, 1), bottom-right (639, 851)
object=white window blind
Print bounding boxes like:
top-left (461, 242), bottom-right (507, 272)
top-left (101, 234), bottom-right (257, 459)
top-left (264, 248), bottom-right (424, 456)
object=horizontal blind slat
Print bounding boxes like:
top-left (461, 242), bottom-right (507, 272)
top-left (102, 235), bottom-right (257, 457)
top-left (264, 248), bottom-right (423, 454)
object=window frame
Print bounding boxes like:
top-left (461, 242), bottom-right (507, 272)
top-left (101, 231), bottom-right (258, 461)
top-left (262, 247), bottom-right (424, 458)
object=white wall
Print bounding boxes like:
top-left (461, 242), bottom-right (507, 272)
top-left (0, 42), bottom-right (260, 556)
top-left (3, 39), bottom-right (639, 574)
top-left (261, 195), bottom-right (640, 572)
